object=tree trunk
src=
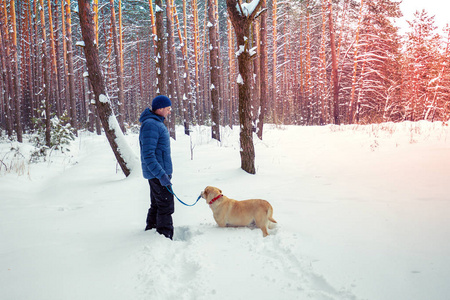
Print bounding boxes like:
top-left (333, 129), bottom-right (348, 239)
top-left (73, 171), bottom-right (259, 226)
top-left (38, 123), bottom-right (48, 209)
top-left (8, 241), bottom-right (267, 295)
top-left (227, 19), bottom-right (235, 128)
top-left (191, 0), bottom-right (200, 123)
top-left (109, 0), bottom-right (126, 132)
top-left (181, 0), bottom-right (191, 134)
top-left (38, 0), bottom-right (51, 146)
top-left (166, 0), bottom-right (178, 139)
top-left (155, 0), bottom-right (166, 96)
top-left (256, 0), bottom-right (267, 140)
top-left (21, 0), bottom-right (33, 129)
top-left (349, 0), bottom-right (364, 124)
top-left (272, 0), bottom-right (278, 123)
top-left (47, 0), bottom-right (61, 118)
top-left (0, 2), bottom-right (13, 137)
top-left (61, 0), bottom-right (68, 114)
top-left (305, 0), bottom-right (312, 124)
top-left (226, 0), bottom-right (263, 175)
top-left (208, 0), bottom-right (220, 141)
top-left (319, 1), bottom-right (328, 124)
top-left (78, 0), bottom-right (136, 177)
top-left (328, 0), bottom-right (340, 125)
top-left (10, 0), bottom-right (22, 142)
top-left (65, 0), bottom-right (78, 131)
top-left (52, 1), bottom-right (63, 118)
top-left (118, 0), bottom-right (125, 132)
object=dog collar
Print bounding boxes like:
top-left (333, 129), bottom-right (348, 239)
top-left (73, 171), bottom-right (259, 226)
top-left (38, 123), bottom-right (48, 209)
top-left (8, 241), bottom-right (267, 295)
top-left (209, 194), bottom-right (223, 205)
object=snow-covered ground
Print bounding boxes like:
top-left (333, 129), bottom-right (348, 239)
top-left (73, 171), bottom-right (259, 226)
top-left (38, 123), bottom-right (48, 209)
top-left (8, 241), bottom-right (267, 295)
top-left (1, 121), bottom-right (449, 300)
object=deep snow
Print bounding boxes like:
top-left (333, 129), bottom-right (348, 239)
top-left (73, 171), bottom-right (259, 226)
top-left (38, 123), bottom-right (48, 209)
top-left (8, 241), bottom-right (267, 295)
top-left (1, 121), bottom-right (449, 300)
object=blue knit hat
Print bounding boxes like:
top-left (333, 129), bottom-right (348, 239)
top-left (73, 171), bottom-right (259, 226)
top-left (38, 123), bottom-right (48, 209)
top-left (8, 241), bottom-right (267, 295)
top-left (151, 95), bottom-right (172, 111)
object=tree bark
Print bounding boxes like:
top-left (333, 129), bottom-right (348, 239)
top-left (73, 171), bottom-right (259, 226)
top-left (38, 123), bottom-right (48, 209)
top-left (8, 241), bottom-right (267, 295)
top-left (47, 0), bottom-right (61, 118)
top-left (256, 0), bottom-right (267, 140)
top-left (181, 0), bottom-right (191, 134)
top-left (272, 0), bottom-right (278, 123)
top-left (38, 0), bottom-right (51, 146)
top-left (0, 2), bottom-right (13, 137)
top-left (155, 0), bottom-right (166, 96)
top-left (78, 0), bottom-right (134, 177)
top-left (226, 0), bottom-right (263, 174)
top-left (10, 0), bottom-right (22, 142)
top-left (166, 0), bottom-right (178, 139)
top-left (208, 0), bottom-right (220, 141)
top-left (349, 0), bottom-right (364, 124)
top-left (109, 0), bottom-right (126, 132)
top-left (328, 0), bottom-right (340, 125)
top-left (65, 0), bottom-right (77, 131)
top-left (191, 0), bottom-right (200, 123)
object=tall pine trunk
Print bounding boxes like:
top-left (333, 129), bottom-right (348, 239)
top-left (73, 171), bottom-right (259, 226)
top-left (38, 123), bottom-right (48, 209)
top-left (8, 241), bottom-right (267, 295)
top-left (349, 0), bottom-right (364, 124)
top-left (65, 0), bottom-right (77, 131)
top-left (191, 0), bottom-right (200, 123)
top-left (271, 0), bottom-right (277, 123)
top-left (38, 0), bottom-right (51, 146)
top-left (226, 0), bottom-right (263, 175)
top-left (109, 0), bottom-right (125, 132)
top-left (328, 0), bottom-right (340, 125)
top-left (181, 0), bottom-right (191, 134)
top-left (155, 0), bottom-right (166, 96)
top-left (166, 0), bottom-right (179, 139)
top-left (256, 0), bottom-right (268, 140)
top-left (10, 0), bottom-right (22, 142)
top-left (0, 1), bottom-right (13, 137)
top-left (78, 0), bottom-right (135, 177)
top-left (208, 0), bottom-right (220, 141)
top-left (47, 0), bottom-right (61, 118)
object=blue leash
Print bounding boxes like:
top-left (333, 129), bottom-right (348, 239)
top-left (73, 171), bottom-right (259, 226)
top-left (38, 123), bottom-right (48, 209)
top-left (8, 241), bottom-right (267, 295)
top-left (166, 185), bottom-right (202, 207)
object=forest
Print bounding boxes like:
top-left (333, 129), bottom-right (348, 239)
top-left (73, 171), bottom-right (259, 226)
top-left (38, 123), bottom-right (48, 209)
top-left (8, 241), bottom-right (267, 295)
top-left (1, 0), bottom-right (449, 143)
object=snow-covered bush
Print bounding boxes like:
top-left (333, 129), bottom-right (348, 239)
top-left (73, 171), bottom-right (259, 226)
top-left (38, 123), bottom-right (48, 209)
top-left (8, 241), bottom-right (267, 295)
top-left (30, 111), bottom-right (76, 162)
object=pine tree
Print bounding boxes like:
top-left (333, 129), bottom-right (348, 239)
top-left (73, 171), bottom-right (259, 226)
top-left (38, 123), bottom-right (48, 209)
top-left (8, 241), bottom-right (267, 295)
top-left (226, 0), bottom-right (264, 174)
top-left (403, 9), bottom-right (441, 121)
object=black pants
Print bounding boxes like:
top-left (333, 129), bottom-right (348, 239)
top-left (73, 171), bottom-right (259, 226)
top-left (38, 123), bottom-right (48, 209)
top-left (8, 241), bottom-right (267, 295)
top-left (146, 178), bottom-right (174, 239)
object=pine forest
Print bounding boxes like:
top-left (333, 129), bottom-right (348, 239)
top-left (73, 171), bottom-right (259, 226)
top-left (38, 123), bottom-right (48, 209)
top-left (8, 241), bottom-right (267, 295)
top-left (1, 0), bottom-right (449, 143)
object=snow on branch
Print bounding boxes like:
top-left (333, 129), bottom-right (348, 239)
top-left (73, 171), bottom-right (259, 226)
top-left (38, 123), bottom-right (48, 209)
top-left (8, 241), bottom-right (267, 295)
top-left (237, 0), bottom-right (261, 17)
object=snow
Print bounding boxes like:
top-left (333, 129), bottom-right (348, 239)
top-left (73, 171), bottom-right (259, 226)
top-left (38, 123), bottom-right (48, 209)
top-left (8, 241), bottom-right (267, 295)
top-left (235, 45), bottom-right (245, 57)
top-left (237, 73), bottom-right (244, 84)
top-left (1, 121), bottom-right (450, 300)
top-left (99, 94), bottom-right (110, 104)
top-left (239, 0), bottom-right (260, 17)
top-left (75, 41), bottom-right (85, 47)
top-left (107, 115), bottom-right (139, 172)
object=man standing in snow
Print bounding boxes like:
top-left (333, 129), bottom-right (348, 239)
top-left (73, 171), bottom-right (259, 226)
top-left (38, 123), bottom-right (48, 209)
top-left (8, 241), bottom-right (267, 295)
top-left (139, 95), bottom-right (174, 239)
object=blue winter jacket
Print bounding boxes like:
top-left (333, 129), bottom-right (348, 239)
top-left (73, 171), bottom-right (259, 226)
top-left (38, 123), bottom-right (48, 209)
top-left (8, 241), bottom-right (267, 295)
top-left (139, 108), bottom-right (173, 180)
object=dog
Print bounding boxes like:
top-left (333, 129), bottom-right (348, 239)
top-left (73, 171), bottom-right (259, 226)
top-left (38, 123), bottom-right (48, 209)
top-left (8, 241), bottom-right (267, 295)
top-left (201, 186), bottom-right (277, 237)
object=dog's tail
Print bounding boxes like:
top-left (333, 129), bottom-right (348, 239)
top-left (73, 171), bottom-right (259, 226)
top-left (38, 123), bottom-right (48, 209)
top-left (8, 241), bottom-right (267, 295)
top-left (267, 206), bottom-right (277, 224)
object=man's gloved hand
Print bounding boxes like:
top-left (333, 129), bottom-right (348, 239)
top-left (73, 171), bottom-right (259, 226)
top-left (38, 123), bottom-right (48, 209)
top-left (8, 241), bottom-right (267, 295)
top-left (159, 174), bottom-right (172, 187)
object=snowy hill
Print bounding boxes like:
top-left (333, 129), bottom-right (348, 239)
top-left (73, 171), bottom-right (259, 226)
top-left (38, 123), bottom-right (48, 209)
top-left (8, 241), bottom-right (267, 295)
top-left (1, 122), bottom-right (449, 300)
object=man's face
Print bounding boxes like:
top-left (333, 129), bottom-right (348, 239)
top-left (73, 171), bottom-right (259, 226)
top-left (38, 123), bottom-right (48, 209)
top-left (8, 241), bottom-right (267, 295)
top-left (155, 106), bottom-right (171, 118)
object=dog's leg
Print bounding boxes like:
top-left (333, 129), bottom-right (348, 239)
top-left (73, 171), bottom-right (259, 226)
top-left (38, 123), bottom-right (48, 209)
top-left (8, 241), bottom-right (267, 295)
top-left (255, 218), bottom-right (269, 237)
top-left (260, 226), bottom-right (269, 237)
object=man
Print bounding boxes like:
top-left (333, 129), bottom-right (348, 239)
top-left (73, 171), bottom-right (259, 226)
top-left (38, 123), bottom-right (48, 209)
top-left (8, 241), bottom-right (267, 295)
top-left (139, 95), bottom-right (174, 239)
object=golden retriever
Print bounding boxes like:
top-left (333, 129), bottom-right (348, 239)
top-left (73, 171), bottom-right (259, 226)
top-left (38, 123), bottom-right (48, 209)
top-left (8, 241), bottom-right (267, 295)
top-left (201, 186), bottom-right (277, 237)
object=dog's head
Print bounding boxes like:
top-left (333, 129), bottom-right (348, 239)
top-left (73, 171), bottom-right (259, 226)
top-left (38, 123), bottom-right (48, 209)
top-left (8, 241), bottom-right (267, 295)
top-left (201, 186), bottom-right (222, 203)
